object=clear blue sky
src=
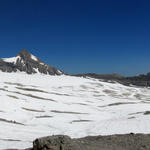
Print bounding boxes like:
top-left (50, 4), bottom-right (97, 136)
top-left (0, 0), bottom-right (150, 76)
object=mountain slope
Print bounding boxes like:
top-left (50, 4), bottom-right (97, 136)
top-left (0, 72), bottom-right (150, 149)
top-left (0, 49), bottom-right (63, 75)
top-left (75, 73), bottom-right (150, 87)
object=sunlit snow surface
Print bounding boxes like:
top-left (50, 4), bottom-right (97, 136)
top-left (2, 56), bottom-right (21, 64)
top-left (0, 72), bottom-right (150, 149)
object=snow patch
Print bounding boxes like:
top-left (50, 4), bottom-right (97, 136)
top-left (57, 70), bottom-right (62, 74)
top-left (31, 54), bottom-right (38, 61)
top-left (2, 56), bottom-right (20, 64)
top-left (34, 68), bottom-right (40, 74)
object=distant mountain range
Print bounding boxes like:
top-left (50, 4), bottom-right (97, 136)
top-left (0, 49), bottom-right (150, 87)
top-left (0, 49), bottom-right (64, 75)
top-left (75, 73), bottom-right (150, 87)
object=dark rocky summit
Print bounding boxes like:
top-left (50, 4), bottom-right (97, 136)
top-left (0, 49), bottom-right (64, 75)
top-left (24, 133), bottom-right (150, 150)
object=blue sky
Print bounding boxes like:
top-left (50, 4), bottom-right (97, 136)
top-left (0, 0), bottom-right (150, 76)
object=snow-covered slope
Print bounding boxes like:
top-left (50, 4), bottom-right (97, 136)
top-left (0, 72), bottom-right (150, 149)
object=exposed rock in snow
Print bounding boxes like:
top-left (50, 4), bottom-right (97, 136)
top-left (33, 134), bottom-right (150, 150)
top-left (0, 49), bottom-right (64, 75)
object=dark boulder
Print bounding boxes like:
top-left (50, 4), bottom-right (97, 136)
top-left (33, 135), bottom-right (82, 150)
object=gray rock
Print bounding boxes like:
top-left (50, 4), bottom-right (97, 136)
top-left (33, 134), bottom-right (150, 150)
top-left (33, 135), bottom-right (82, 150)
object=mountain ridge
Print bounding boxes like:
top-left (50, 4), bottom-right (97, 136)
top-left (1, 49), bottom-right (150, 87)
top-left (0, 49), bottom-right (64, 75)
top-left (74, 73), bottom-right (150, 87)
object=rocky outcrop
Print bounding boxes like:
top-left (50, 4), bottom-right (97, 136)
top-left (33, 135), bottom-right (80, 150)
top-left (0, 49), bottom-right (64, 75)
top-left (32, 134), bottom-right (150, 150)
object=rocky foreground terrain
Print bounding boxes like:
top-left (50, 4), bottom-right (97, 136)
top-left (7, 133), bottom-right (150, 150)
top-left (32, 133), bottom-right (150, 150)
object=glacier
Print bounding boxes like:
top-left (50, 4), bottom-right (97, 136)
top-left (0, 72), bottom-right (150, 149)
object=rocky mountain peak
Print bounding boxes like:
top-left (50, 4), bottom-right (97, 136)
top-left (17, 49), bottom-right (41, 62)
top-left (17, 49), bottom-right (32, 59)
top-left (0, 49), bottom-right (64, 75)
